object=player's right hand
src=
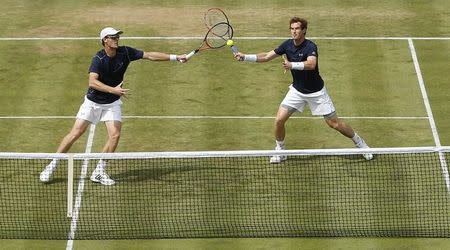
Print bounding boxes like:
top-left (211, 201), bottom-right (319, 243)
top-left (234, 52), bottom-right (245, 61)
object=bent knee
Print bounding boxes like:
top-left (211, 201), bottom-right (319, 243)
top-left (274, 108), bottom-right (292, 126)
top-left (274, 117), bottom-right (288, 127)
top-left (326, 119), bottom-right (340, 129)
top-left (109, 133), bottom-right (120, 141)
top-left (69, 128), bottom-right (86, 140)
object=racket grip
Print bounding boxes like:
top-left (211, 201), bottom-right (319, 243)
top-left (186, 50), bottom-right (195, 59)
top-left (231, 45), bottom-right (239, 54)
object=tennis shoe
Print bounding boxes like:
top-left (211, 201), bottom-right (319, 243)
top-left (269, 155), bottom-right (287, 164)
top-left (39, 162), bottom-right (56, 183)
top-left (355, 139), bottom-right (374, 161)
top-left (90, 169), bottom-right (115, 186)
top-left (269, 146), bottom-right (287, 164)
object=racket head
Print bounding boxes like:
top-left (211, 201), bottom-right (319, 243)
top-left (205, 22), bottom-right (234, 49)
top-left (204, 8), bottom-right (229, 29)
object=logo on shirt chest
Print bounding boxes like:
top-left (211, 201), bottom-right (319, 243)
top-left (113, 62), bottom-right (124, 72)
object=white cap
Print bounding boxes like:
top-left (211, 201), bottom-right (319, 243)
top-left (99, 27), bottom-right (123, 41)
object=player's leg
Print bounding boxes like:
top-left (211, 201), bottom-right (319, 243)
top-left (90, 120), bottom-right (121, 185)
top-left (309, 87), bottom-right (373, 160)
top-left (91, 103), bottom-right (122, 185)
top-left (40, 118), bottom-right (91, 183)
top-left (102, 120), bottom-right (122, 153)
top-left (324, 114), bottom-right (373, 160)
top-left (57, 119), bottom-right (92, 153)
top-left (324, 114), bottom-right (354, 138)
top-left (273, 106), bottom-right (292, 146)
top-left (270, 86), bottom-right (305, 163)
top-left (270, 106), bottom-right (294, 163)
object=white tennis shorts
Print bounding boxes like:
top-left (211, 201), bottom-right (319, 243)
top-left (280, 85), bottom-right (335, 116)
top-left (76, 96), bottom-right (122, 124)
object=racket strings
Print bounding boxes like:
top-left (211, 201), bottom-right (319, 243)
top-left (204, 9), bottom-right (228, 28)
top-left (205, 14), bottom-right (223, 27)
top-left (206, 23), bottom-right (233, 48)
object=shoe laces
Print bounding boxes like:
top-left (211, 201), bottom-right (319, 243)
top-left (100, 172), bottom-right (112, 180)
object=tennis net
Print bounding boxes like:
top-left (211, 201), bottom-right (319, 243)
top-left (1, 147), bottom-right (450, 239)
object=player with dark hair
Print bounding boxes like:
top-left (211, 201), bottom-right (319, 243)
top-left (39, 27), bottom-right (188, 185)
top-left (234, 17), bottom-right (373, 163)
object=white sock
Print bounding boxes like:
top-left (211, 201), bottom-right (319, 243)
top-left (275, 140), bottom-right (285, 149)
top-left (49, 159), bottom-right (59, 169)
top-left (96, 159), bottom-right (106, 172)
top-left (351, 133), bottom-right (363, 145)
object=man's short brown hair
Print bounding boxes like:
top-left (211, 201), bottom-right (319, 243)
top-left (289, 17), bottom-right (308, 30)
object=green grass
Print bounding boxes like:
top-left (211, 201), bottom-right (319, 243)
top-left (3, 238), bottom-right (450, 250)
top-left (413, 40), bottom-right (450, 145)
top-left (1, 0), bottom-right (450, 37)
top-left (0, 39), bottom-right (438, 152)
top-left (1, 0), bottom-right (450, 249)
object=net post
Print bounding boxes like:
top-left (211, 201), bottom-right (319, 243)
top-left (67, 153), bottom-right (74, 218)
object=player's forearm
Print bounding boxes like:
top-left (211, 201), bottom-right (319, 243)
top-left (143, 52), bottom-right (168, 61)
top-left (287, 59), bottom-right (316, 71)
top-left (241, 52), bottom-right (275, 62)
top-left (143, 52), bottom-right (180, 61)
top-left (302, 60), bottom-right (316, 70)
top-left (89, 79), bottom-right (114, 93)
top-left (255, 53), bottom-right (271, 62)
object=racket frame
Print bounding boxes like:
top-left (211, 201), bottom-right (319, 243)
top-left (186, 22), bottom-right (234, 59)
top-left (204, 7), bottom-right (229, 29)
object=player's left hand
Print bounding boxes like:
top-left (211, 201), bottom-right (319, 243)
top-left (282, 54), bottom-right (291, 71)
top-left (177, 54), bottom-right (188, 63)
top-left (113, 82), bottom-right (130, 98)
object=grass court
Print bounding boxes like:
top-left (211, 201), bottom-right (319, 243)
top-left (1, 0), bottom-right (450, 249)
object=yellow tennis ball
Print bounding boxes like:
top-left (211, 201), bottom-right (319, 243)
top-left (226, 39), bottom-right (234, 46)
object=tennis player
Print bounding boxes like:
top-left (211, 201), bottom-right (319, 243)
top-left (234, 17), bottom-right (373, 163)
top-left (40, 27), bottom-right (188, 185)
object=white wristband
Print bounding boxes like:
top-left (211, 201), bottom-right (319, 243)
top-left (291, 62), bottom-right (305, 70)
top-left (244, 54), bottom-right (257, 62)
top-left (169, 54), bottom-right (177, 61)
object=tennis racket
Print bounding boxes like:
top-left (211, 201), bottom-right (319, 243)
top-left (204, 8), bottom-right (229, 30)
top-left (282, 54), bottom-right (288, 74)
top-left (186, 22), bottom-right (234, 59)
top-left (204, 8), bottom-right (239, 55)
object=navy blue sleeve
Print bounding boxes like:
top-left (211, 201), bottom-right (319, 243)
top-left (274, 40), bottom-right (290, 55)
top-left (88, 55), bottom-right (101, 74)
top-left (306, 42), bottom-right (318, 58)
top-left (125, 46), bottom-right (144, 61)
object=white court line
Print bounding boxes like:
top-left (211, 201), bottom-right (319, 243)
top-left (0, 115), bottom-right (429, 120)
top-left (0, 36), bottom-right (450, 41)
top-left (407, 39), bottom-right (442, 146)
top-left (408, 38), bottom-right (449, 193)
top-left (66, 124), bottom-right (96, 250)
top-left (123, 115), bottom-right (428, 120)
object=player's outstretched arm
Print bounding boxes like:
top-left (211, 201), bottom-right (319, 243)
top-left (234, 50), bottom-right (279, 63)
top-left (143, 52), bottom-right (187, 63)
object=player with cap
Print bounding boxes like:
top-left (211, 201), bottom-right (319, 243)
top-left (39, 27), bottom-right (188, 185)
